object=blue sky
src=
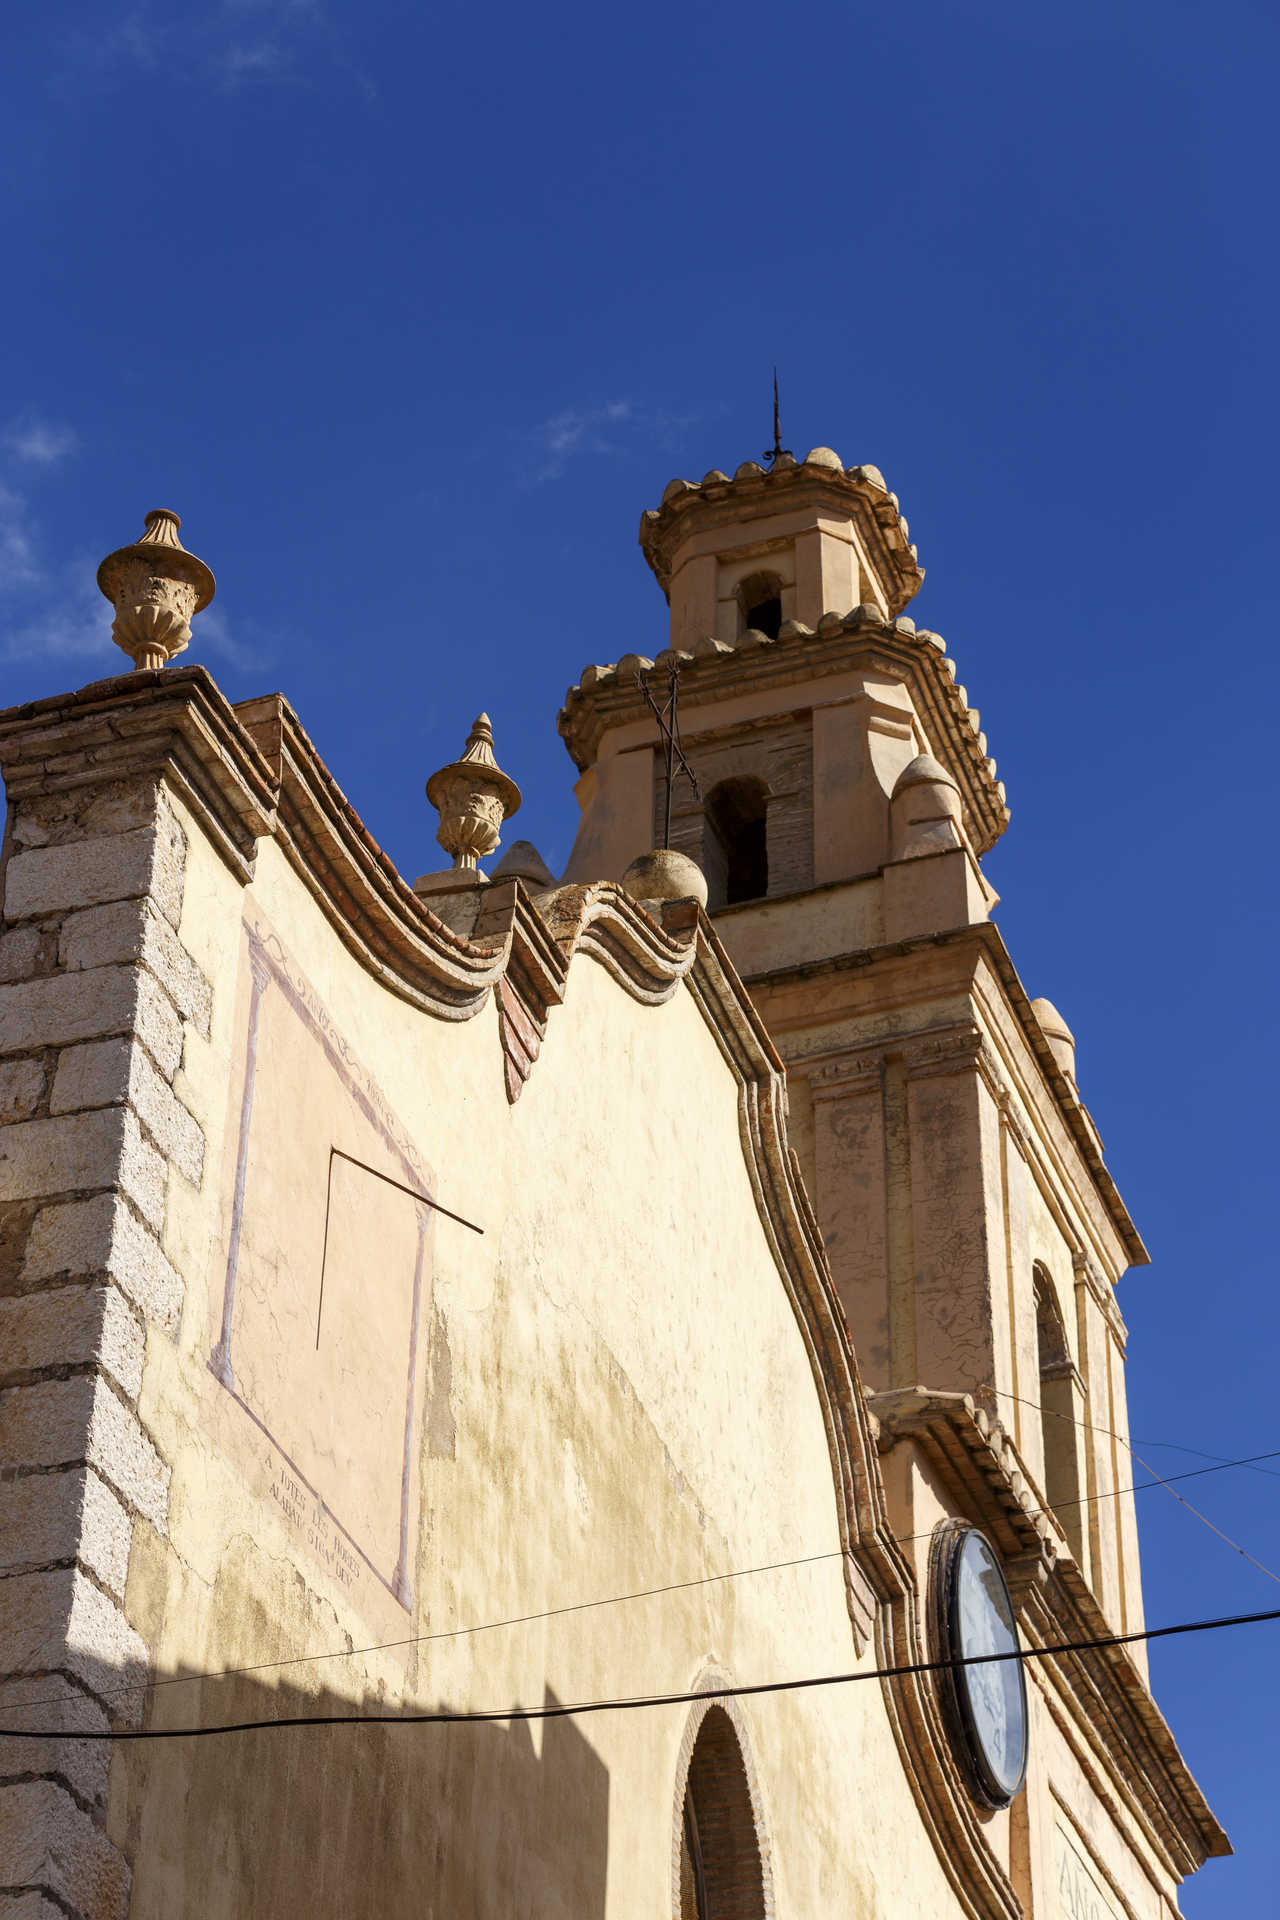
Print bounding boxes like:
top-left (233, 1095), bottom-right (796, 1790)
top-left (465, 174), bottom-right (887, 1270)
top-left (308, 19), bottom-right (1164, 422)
top-left (3, 0), bottom-right (1277, 1907)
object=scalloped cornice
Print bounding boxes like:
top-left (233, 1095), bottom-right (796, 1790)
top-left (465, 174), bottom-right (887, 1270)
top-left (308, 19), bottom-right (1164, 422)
top-left (557, 609), bottom-right (1009, 855)
top-left (639, 451), bottom-right (924, 615)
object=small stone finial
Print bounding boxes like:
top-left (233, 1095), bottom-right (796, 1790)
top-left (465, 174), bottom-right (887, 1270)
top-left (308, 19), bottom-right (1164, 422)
top-left (425, 714), bottom-right (522, 873)
top-left (489, 839), bottom-right (556, 892)
top-left (1030, 998), bottom-right (1077, 1086)
top-left (96, 509), bottom-right (216, 672)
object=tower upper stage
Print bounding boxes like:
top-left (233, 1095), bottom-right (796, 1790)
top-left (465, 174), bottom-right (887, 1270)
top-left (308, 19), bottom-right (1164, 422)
top-left (639, 445), bottom-right (924, 641)
top-left (559, 446), bottom-right (1008, 867)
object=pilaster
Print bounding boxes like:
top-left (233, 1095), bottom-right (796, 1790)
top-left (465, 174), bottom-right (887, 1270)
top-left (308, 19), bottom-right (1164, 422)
top-left (0, 677), bottom-right (253, 1919)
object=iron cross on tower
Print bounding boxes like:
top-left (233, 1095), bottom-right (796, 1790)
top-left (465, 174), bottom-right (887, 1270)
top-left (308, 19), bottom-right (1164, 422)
top-left (636, 662), bottom-right (700, 852)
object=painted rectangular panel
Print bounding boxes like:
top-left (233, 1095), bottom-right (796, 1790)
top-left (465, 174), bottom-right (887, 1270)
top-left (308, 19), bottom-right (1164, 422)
top-left (207, 915), bottom-right (454, 1628)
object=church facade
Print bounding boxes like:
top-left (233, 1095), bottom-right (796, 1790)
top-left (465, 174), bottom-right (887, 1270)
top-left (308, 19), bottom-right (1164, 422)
top-left (0, 454), bottom-right (1225, 1916)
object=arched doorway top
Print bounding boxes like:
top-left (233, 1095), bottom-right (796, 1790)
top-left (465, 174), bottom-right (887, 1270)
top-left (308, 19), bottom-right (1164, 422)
top-left (672, 1676), bottom-right (776, 1919)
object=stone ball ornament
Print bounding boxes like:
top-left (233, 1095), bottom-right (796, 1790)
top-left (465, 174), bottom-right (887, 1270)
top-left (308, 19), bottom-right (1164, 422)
top-left (425, 714), bottom-right (522, 873)
top-left (97, 509), bottom-right (216, 672)
top-left (620, 848), bottom-right (709, 911)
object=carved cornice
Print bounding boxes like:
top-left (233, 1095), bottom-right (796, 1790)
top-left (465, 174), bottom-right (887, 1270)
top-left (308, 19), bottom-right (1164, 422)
top-left (870, 1387), bottom-right (1064, 1570)
top-left (234, 692), bottom-right (513, 1018)
top-left (0, 666), bottom-right (275, 883)
top-left (1025, 1563), bottom-right (1229, 1874)
top-left (1073, 1250), bottom-right (1129, 1346)
top-left (638, 455), bottom-right (924, 612)
top-left (556, 614), bottom-right (1008, 855)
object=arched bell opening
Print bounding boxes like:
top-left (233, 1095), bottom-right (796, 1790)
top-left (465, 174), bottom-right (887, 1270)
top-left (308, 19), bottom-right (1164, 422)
top-left (735, 570), bottom-right (784, 641)
top-left (703, 776), bottom-right (769, 909)
top-left (1034, 1265), bottom-right (1085, 1562)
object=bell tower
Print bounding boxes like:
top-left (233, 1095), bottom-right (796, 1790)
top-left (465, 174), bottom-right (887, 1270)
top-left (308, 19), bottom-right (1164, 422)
top-left (558, 444), bottom-right (1150, 1643)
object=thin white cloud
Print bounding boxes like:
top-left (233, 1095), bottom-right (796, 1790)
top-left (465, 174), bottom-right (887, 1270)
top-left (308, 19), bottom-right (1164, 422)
top-left (57, 1), bottom-right (370, 99)
top-left (5, 420), bottom-right (79, 467)
top-left (0, 487), bottom-right (43, 594)
top-left (0, 473), bottom-right (263, 675)
top-left (220, 41), bottom-right (293, 81)
top-left (526, 399), bottom-right (703, 485)
top-left (0, 575), bottom-right (112, 667)
top-left (531, 401), bottom-right (635, 482)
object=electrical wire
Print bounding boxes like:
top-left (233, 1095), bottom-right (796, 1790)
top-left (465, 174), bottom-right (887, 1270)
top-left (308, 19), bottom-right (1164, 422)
top-left (4, 1607), bottom-right (1277, 1742)
top-left (17, 1435), bottom-right (1280, 1712)
top-left (989, 1386), bottom-right (1280, 1588)
top-left (10, 1440), bottom-right (1280, 1723)
top-left (988, 1384), bottom-right (1280, 1478)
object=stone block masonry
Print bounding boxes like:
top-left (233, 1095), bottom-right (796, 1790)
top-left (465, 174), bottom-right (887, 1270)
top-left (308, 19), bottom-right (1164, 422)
top-left (0, 749), bottom-right (214, 1920)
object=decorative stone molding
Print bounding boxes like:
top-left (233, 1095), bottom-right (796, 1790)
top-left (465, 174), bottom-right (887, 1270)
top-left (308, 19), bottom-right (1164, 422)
top-left (746, 924), bottom-right (1147, 1271)
top-left (96, 511), bottom-right (215, 672)
top-left (425, 713), bottom-right (521, 874)
top-left (869, 1387), bottom-right (1064, 1567)
top-left (870, 1387), bottom-right (1226, 1875)
top-left (1022, 1561), bottom-right (1228, 1878)
top-left (0, 667), bottom-right (275, 886)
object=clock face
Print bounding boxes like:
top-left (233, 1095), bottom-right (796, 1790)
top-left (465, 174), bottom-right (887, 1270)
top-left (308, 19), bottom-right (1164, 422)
top-left (943, 1528), bottom-right (1028, 1806)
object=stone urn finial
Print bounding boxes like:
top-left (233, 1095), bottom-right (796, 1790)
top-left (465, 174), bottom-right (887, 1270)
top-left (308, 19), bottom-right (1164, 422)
top-left (425, 714), bottom-right (522, 872)
top-left (96, 509), bottom-right (216, 672)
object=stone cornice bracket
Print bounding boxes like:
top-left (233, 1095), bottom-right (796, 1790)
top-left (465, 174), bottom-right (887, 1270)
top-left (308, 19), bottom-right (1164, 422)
top-left (425, 714), bottom-right (522, 873)
top-left (868, 1386), bottom-right (1064, 1569)
top-left (97, 509), bottom-right (216, 672)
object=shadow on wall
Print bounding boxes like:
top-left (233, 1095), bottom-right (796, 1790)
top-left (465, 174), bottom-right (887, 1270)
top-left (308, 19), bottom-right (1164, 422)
top-left (16, 1658), bottom-right (610, 1920)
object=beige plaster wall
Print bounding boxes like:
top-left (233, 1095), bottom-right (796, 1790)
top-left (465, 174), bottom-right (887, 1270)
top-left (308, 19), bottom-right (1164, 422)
top-left (108, 818), bottom-right (967, 1919)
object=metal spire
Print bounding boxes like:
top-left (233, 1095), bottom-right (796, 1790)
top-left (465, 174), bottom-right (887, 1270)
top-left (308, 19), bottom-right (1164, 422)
top-left (763, 367), bottom-right (792, 467)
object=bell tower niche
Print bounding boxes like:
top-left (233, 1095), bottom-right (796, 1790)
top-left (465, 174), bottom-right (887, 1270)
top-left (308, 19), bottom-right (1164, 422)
top-left (557, 442), bottom-right (1152, 1643)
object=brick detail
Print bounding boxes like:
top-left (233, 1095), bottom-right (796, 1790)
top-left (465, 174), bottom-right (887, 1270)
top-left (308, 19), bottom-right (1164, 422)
top-left (671, 1681), bottom-right (775, 1919)
top-left (0, 1468), bottom-right (133, 1597)
top-left (60, 900), bottom-right (211, 1038)
top-left (663, 717), bottom-right (814, 902)
top-left (51, 1038), bottom-right (204, 1186)
top-left (0, 966), bottom-right (184, 1078)
top-left (0, 1064), bottom-right (45, 1127)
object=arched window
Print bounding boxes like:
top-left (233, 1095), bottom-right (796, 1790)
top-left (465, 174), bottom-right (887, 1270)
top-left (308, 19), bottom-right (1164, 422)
top-left (735, 570), bottom-right (783, 641)
top-left (703, 777), bottom-right (769, 908)
top-left (676, 1703), bottom-right (771, 1920)
top-left (1034, 1267), bottom-right (1085, 1562)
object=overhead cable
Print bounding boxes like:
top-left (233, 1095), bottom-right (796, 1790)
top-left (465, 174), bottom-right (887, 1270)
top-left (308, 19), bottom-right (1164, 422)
top-left (4, 1607), bottom-right (1277, 1743)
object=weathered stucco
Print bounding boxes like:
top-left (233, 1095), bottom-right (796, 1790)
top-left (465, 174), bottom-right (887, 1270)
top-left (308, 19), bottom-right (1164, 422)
top-left (0, 447), bottom-right (1227, 1920)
